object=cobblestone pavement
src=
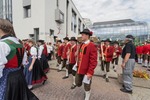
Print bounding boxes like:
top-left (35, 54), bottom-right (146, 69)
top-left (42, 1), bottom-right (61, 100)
top-left (31, 60), bottom-right (150, 100)
top-left (32, 69), bottom-right (129, 100)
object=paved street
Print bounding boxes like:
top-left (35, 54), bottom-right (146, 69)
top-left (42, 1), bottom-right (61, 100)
top-left (32, 60), bottom-right (150, 100)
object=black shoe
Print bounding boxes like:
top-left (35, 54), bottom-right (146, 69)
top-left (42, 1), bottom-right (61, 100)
top-left (43, 80), bottom-right (46, 85)
top-left (114, 69), bottom-right (117, 72)
top-left (122, 84), bottom-right (125, 88)
top-left (71, 84), bottom-right (76, 89)
top-left (103, 74), bottom-right (106, 79)
top-left (29, 87), bottom-right (33, 90)
top-left (62, 76), bottom-right (69, 79)
top-left (113, 66), bottom-right (115, 69)
top-left (57, 70), bottom-right (62, 72)
top-left (120, 88), bottom-right (132, 94)
top-left (106, 78), bottom-right (109, 82)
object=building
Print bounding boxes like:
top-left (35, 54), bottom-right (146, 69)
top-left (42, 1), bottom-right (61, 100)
top-left (91, 19), bottom-right (149, 41)
top-left (12, 0), bottom-right (85, 42)
top-left (0, 0), bottom-right (13, 23)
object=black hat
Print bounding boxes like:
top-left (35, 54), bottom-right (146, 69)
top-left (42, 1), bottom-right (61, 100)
top-left (80, 29), bottom-right (93, 36)
top-left (126, 35), bottom-right (134, 40)
top-left (105, 38), bottom-right (111, 42)
top-left (57, 40), bottom-right (62, 43)
top-left (63, 37), bottom-right (70, 41)
top-left (113, 41), bottom-right (119, 45)
top-left (70, 37), bottom-right (77, 42)
top-left (38, 40), bottom-right (44, 44)
top-left (101, 40), bottom-right (105, 42)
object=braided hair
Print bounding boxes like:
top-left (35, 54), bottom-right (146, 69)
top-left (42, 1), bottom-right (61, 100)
top-left (0, 18), bottom-right (16, 37)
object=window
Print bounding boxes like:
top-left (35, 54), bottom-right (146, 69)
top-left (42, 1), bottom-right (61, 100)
top-left (78, 19), bottom-right (81, 34)
top-left (34, 28), bottom-right (39, 42)
top-left (71, 9), bottom-right (77, 33)
top-left (24, 5), bottom-right (31, 18)
top-left (50, 29), bottom-right (54, 36)
top-left (83, 24), bottom-right (85, 30)
top-left (29, 34), bottom-right (34, 40)
top-left (57, 0), bottom-right (59, 7)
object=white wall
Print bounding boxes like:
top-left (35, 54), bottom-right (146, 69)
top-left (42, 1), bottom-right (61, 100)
top-left (13, 0), bottom-right (45, 40)
top-left (12, 0), bottom-right (85, 42)
top-left (45, 0), bottom-right (67, 42)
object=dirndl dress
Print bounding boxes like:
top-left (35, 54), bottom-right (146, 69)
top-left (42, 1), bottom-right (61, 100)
top-left (24, 56), bottom-right (33, 85)
top-left (40, 54), bottom-right (50, 73)
top-left (32, 57), bottom-right (48, 85)
top-left (0, 67), bottom-right (39, 100)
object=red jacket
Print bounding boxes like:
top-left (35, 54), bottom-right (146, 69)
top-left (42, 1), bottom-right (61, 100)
top-left (104, 46), bottom-right (114, 62)
top-left (62, 43), bottom-right (71, 59)
top-left (136, 46), bottom-right (143, 54)
top-left (99, 45), bottom-right (106, 57)
top-left (69, 45), bottom-right (77, 64)
top-left (142, 44), bottom-right (149, 54)
top-left (77, 42), bottom-right (97, 76)
top-left (57, 44), bottom-right (64, 57)
top-left (113, 46), bottom-right (122, 57)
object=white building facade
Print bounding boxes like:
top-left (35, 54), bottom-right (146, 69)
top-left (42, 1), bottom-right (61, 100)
top-left (0, 0), bottom-right (13, 23)
top-left (12, 0), bottom-right (85, 42)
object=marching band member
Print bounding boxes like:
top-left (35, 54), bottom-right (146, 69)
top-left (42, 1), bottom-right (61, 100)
top-left (142, 41), bottom-right (149, 67)
top-left (56, 40), bottom-right (64, 70)
top-left (67, 37), bottom-right (78, 89)
top-left (112, 41), bottom-right (122, 72)
top-left (75, 29), bottom-right (97, 100)
top-left (102, 39), bottom-right (114, 82)
top-left (136, 44), bottom-right (143, 64)
top-left (61, 37), bottom-right (71, 79)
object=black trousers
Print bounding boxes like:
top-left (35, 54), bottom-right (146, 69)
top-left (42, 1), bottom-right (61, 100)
top-left (66, 63), bottom-right (76, 76)
top-left (62, 59), bottom-right (67, 68)
top-left (47, 53), bottom-right (52, 60)
top-left (57, 56), bottom-right (62, 64)
top-left (101, 61), bottom-right (110, 72)
top-left (112, 57), bottom-right (119, 65)
top-left (75, 74), bottom-right (91, 91)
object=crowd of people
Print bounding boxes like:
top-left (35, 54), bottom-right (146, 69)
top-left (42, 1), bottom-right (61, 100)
top-left (0, 18), bottom-right (148, 100)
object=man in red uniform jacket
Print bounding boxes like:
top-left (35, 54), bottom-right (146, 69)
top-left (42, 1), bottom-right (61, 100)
top-left (136, 45), bottom-right (143, 64)
top-left (66, 37), bottom-right (78, 89)
top-left (112, 41), bottom-right (122, 72)
top-left (75, 29), bottom-right (97, 100)
top-left (142, 41), bottom-right (149, 67)
top-left (102, 39), bottom-right (114, 82)
top-left (56, 40), bottom-right (64, 69)
top-left (60, 37), bottom-right (71, 78)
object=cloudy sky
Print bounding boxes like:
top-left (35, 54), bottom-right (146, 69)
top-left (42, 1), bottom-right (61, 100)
top-left (72, 0), bottom-right (150, 23)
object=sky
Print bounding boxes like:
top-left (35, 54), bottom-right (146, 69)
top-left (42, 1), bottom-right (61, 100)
top-left (72, 0), bottom-right (150, 24)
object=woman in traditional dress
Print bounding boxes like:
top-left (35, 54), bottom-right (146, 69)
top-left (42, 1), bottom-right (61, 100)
top-left (0, 18), bottom-right (38, 100)
top-left (24, 39), bottom-right (48, 89)
top-left (37, 40), bottom-right (50, 73)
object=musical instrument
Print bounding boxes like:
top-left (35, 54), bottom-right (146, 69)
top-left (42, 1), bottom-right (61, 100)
top-left (101, 43), bottom-right (105, 61)
top-left (113, 47), bottom-right (118, 59)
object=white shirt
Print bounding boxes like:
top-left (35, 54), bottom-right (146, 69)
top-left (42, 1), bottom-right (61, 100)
top-left (38, 45), bottom-right (44, 58)
top-left (84, 40), bottom-right (90, 44)
top-left (30, 46), bottom-right (37, 58)
top-left (47, 45), bottom-right (53, 53)
top-left (0, 37), bottom-right (20, 78)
